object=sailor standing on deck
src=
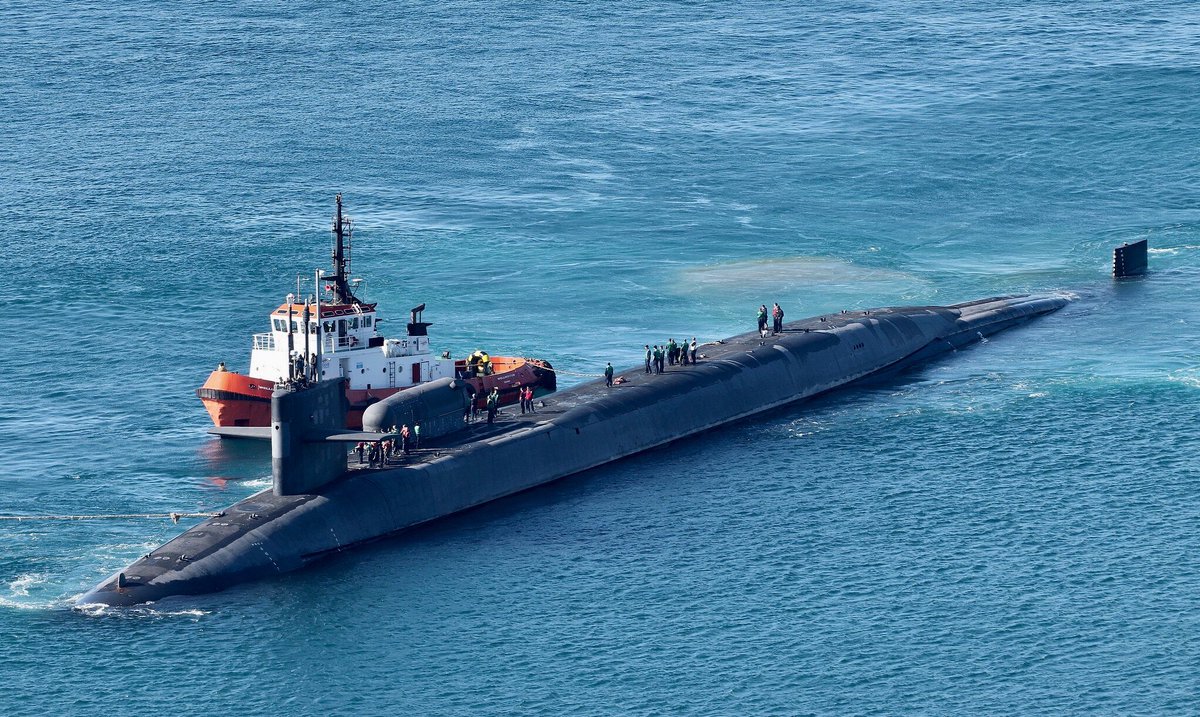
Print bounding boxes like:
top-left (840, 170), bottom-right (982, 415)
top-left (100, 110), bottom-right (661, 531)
top-left (644, 345), bottom-right (652, 374)
top-left (772, 303), bottom-right (784, 334)
top-left (525, 385), bottom-right (536, 413)
top-left (400, 424), bottom-right (411, 455)
top-left (690, 337), bottom-right (698, 363)
top-left (486, 387), bottom-right (500, 424)
top-left (757, 305), bottom-right (768, 334)
top-left (604, 362), bottom-right (614, 387)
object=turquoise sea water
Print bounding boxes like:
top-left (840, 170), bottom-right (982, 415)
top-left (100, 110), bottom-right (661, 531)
top-left (2, 2), bottom-right (1199, 713)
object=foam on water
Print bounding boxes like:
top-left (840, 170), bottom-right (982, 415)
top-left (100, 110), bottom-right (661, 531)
top-left (1149, 245), bottom-right (1200, 256)
top-left (1167, 368), bottom-right (1200, 389)
top-left (0, 574), bottom-right (51, 610)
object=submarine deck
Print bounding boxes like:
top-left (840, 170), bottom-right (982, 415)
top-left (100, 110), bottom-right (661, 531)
top-left (85, 296), bottom-right (1049, 604)
top-left (345, 302), bottom-right (968, 472)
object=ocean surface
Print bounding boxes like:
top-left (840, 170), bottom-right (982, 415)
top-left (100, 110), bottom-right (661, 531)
top-left (2, 1), bottom-right (1199, 714)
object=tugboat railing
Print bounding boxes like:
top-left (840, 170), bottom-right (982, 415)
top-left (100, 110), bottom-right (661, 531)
top-left (322, 335), bottom-right (363, 353)
top-left (256, 332), bottom-right (366, 354)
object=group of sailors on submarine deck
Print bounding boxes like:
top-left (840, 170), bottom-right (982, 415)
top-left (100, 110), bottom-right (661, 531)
top-left (613, 302), bottom-right (788, 385)
top-left (355, 422), bottom-right (420, 466)
top-left (757, 302), bottom-right (785, 337)
top-left (643, 338), bottom-right (699, 376)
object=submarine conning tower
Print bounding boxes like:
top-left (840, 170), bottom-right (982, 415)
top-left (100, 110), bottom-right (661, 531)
top-left (272, 378), bottom-right (349, 496)
top-left (76, 294), bottom-right (1068, 608)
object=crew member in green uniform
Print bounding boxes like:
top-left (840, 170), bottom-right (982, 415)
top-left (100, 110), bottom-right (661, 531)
top-left (604, 362), bottom-right (614, 387)
top-left (486, 387), bottom-right (500, 424)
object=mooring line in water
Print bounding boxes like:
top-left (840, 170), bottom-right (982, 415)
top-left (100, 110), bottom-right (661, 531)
top-left (0, 512), bottom-right (224, 523)
top-left (547, 368), bottom-right (605, 378)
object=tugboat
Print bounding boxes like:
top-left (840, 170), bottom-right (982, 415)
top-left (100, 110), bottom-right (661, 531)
top-left (198, 195), bottom-right (556, 432)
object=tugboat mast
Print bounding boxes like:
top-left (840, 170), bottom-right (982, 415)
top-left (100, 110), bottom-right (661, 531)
top-left (328, 193), bottom-right (362, 305)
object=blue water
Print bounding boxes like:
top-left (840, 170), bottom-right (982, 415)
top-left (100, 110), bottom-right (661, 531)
top-left (2, 1), bottom-right (1199, 713)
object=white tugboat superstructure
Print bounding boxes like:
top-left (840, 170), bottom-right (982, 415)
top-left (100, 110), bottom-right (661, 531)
top-left (197, 195), bottom-right (556, 432)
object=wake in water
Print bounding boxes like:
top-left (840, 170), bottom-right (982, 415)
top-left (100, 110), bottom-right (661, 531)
top-left (1148, 245), bottom-right (1200, 256)
top-left (1167, 367), bottom-right (1200, 389)
top-left (0, 573), bottom-right (50, 609)
top-left (4, 571), bottom-right (210, 618)
top-left (73, 602), bottom-right (210, 620)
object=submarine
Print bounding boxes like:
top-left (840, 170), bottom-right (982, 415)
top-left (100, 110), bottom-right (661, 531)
top-left (78, 293), bottom-right (1066, 607)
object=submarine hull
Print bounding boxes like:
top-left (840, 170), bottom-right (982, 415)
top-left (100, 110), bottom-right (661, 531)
top-left (79, 294), bottom-right (1066, 607)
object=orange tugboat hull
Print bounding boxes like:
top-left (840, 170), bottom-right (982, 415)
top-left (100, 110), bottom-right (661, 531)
top-left (197, 370), bottom-right (274, 428)
top-left (198, 356), bottom-right (555, 431)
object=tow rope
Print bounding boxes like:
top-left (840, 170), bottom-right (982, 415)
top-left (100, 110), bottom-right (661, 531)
top-left (0, 512), bottom-right (225, 524)
top-left (546, 368), bottom-right (605, 378)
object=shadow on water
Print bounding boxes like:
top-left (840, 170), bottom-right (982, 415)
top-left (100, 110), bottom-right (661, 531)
top-left (196, 435), bottom-right (272, 484)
